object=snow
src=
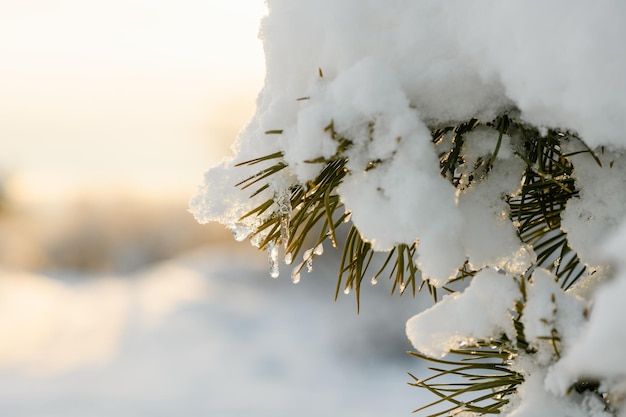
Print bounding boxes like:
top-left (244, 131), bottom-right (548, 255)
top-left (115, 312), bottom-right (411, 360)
top-left (450, 1), bottom-right (626, 148)
top-left (545, 225), bottom-right (626, 405)
top-left (0, 248), bottom-right (423, 416)
top-left (504, 371), bottom-right (611, 417)
top-left (546, 268), bottom-right (626, 395)
top-left (258, 0), bottom-right (626, 145)
top-left (405, 269), bottom-right (520, 358)
top-left (520, 269), bottom-right (587, 366)
top-left (188, 159), bottom-right (260, 229)
top-left (561, 141), bottom-right (626, 270)
top-left (456, 133), bottom-right (534, 273)
top-left (191, 0), bottom-right (626, 284)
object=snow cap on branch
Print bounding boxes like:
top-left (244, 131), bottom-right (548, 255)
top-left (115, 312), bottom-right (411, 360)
top-left (405, 269), bottom-right (520, 358)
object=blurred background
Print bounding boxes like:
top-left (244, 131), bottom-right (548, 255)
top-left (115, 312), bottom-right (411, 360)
top-left (0, 0), bottom-right (266, 272)
top-left (0, 1), bottom-right (424, 415)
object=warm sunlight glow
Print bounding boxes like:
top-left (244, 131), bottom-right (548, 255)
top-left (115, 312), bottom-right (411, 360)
top-left (0, 0), bottom-right (267, 204)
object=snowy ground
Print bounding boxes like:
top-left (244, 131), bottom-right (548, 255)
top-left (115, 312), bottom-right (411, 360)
top-left (0, 245), bottom-right (427, 416)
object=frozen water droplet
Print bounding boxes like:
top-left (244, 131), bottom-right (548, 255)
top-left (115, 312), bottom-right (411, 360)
top-left (399, 282), bottom-right (406, 293)
top-left (291, 268), bottom-right (301, 284)
top-left (285, 252), bottom-right (293, 265)
top-left (370, 277), bottom-right (378, 286)
top-left (278, 191), bottom-right (292, 250)
top-left (343, 287), bottom-right (350, 295)
top-left (278, 193), bottom-right (292, 215)
top-left (280, 215), bottom-right (290, 249)
top-left (232, 225), bottom-right (251, 242)
top-left (303, 248), bottom-right (314, 273)
top-left (314, 243), bottom-right (324, 256)
top-left (268, 243), bottom-right (279, 278)
top-left (250, 234), bottom-right (263, 248)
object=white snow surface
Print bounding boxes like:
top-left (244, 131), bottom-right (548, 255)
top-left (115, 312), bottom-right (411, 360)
top-left (456, 134), bottom-right (534, 274)
top-left (259, 0), bottom-right (626, 148)
top-left (546, 268), bottom-right (626, 396)
top-left (521, 269), bottom-right (587, 366)
top-left (546, 226), bottom-right (626, 403)
top-left (561, 142), bottom-right (626, 269)
top-left (405, 269), bottom-right (519, 358)
top-left (505, 371), bottom-right (611, 417)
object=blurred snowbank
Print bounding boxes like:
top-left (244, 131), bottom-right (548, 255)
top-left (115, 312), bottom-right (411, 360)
top-left (0, 245), bottom-right (425, 416)
top-left (0, 260), bottom-right (210, 376)
top-left (0, 271), bottom-right (130, 375)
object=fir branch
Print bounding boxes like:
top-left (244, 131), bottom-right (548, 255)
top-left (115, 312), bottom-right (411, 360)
top-left (408, 340), bottom-right (523, 417)
top-left (436, 118), bottom-right (480, 187)
top-left (489, 114), bottom-right (510, 167)
top-left (239, 157), bottom-right (349, 265)
top-left (336, 237), bottom-right (429, 311)
top-left (234, 115), bottom-right (593, 295)
top-left (507, 126), bottom-right (586, 289)
top-left (228, 112), bottom-right (606, 417)
top-left (434, 115), bottom-right (511, 189)
top-left (235, 121), bottom-right (443, 307)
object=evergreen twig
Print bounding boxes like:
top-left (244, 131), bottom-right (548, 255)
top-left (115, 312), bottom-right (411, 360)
top-left (229, 111), bottom-right (604, 416)
top-left (408, 340), bottom-right (523, 416)
top-left (507, 126), bottom-right (586, 289)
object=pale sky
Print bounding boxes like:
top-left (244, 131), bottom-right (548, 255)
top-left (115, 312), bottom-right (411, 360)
top-left (0, 0), bottom-right (267, 204)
